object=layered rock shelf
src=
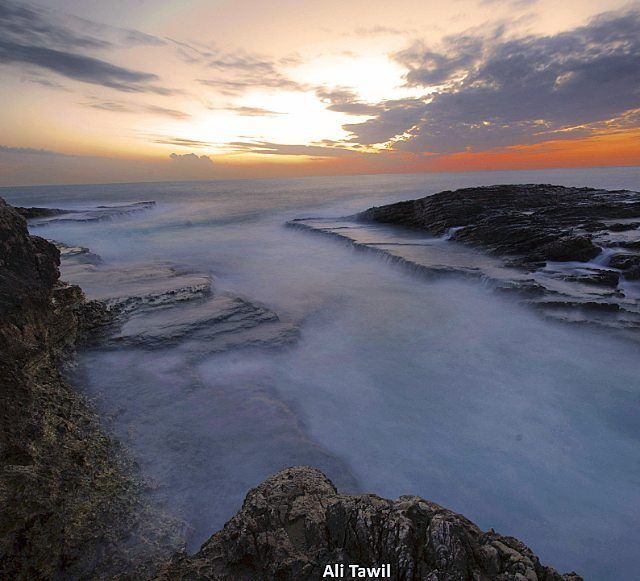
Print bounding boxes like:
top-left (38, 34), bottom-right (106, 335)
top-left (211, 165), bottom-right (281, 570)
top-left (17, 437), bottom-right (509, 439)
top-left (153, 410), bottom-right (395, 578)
top-left (289, 184), bottom-right (640, 335)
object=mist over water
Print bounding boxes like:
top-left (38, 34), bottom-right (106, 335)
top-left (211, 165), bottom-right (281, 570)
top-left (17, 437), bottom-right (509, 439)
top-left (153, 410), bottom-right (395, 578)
top-left (5, 167), bottom-right (640, 579)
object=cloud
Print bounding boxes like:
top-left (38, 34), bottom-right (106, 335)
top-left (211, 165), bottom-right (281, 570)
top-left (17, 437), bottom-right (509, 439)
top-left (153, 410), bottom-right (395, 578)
top-left (315, 87), bottom-right (380, 115)
top-left (228, 141), bottom-right (361, 157)
top-left (0, 0), bottom-right (165, 51)
top-left (169, 152), bottom-right (214, 165)
top-left (196, 49), bottom-right (305, 95)
top-left (344, 9), bottom-right (640, 153)
top-left (85, 99), bottom-right (190, 118)
top-left (0, 144), bottom-right (62, 156)
top-left (352, 25), bottom-right (418, 37)
top-left (0, 0), bottom-right (172, 94)
top-left (198, 76), bottom-right (303, 96)
top-left (343, 98), bottom-right (428, 144)
top-left (0, 1), bottom-right (111, 51)
top-left (153, 137), bottom-right (214, 148)
top-left (218, 106), bottom-right (285, 117)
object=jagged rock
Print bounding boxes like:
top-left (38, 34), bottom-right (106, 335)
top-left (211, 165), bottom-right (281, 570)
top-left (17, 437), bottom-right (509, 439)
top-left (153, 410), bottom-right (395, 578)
top-left (157, 467), bottom-right (581, 581)
top-left (0, 198), bottom-right (182, 579)
top-left (350, 185), bottom-right (640, 335)
top-left (359, 184), bottom-right (640, 269)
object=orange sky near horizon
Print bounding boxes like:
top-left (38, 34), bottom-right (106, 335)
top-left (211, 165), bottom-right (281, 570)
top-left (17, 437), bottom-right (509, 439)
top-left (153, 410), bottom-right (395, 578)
top-left (0, 0), bottom-right (639, 185)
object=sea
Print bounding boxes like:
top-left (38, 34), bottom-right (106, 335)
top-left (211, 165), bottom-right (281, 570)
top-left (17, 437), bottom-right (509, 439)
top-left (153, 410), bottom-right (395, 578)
top-left (4, 166), bottom-right (640, 580)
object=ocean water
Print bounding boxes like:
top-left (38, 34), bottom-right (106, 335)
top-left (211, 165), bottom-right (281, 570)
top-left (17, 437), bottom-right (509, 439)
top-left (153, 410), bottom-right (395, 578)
top-left (4, 166), bottom-right (640, 579)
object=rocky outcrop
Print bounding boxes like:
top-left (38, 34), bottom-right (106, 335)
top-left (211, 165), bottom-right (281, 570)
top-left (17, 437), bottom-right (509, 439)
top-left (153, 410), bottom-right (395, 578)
top-left (0, 198), bottom-right (181, 579)
top-left (359, 184), bottom-right (640, 271)
top-left (158, 466), bottom-right (581, 581)
top-left (54, 237), bottom-right (298, 355)
top-left (333, 184), bottom-right (640, 334)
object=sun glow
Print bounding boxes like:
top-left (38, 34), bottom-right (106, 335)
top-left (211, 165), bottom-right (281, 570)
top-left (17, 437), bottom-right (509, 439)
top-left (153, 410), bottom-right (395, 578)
top-left (147, 89), bottom-right (358, 157)
top-left (144, 49), bottom-right (419, 158)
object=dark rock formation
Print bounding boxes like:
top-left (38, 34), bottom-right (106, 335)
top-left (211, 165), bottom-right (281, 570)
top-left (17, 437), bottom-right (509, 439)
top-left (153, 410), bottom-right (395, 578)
top-left (359, 184), bottom-right (640, 271)
top-left (14, 206), bottom-right (71, 220)
top-left (158, 466), bottom-right (581, 581)
top-left (0, 198), bottom-right (181, 579)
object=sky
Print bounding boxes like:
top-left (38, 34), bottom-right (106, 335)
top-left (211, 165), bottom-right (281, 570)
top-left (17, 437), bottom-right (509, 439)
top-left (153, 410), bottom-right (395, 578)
top-left (1, 0), bottom-right (639, 185)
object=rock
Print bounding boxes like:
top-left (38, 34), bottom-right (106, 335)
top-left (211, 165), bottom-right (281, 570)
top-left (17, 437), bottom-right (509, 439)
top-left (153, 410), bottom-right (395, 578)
top-left (14, 206), bottom-right (71, 219)
top-left (354, 185), bottom-right (640, 333)
top-left (0, 198), bottom-right (182, 579)
top-left (111, 292), bottom-right (298, 352)
top-left (53, 242), bottom-right (298, 354)
top-left (65, 262), bottom-right (213, 314)
top-left (359, 184), bottom-right (640, 268)
top-left (157, 466), bottom-right (581, 581)
top-left (559, 270), bottom-right (620, 287)
top-left (25, 200), bottom-right (155, 226)
top-left (625, 266), bottom-right (640, 280)
top-left (609, 253), bottom-right (640, 282)
top-left (608, 222), bottom-right (640, 232)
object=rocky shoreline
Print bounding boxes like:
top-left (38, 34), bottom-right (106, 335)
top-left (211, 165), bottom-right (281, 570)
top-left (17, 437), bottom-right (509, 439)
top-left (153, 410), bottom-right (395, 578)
top-left (0, 199), bottom-right (183, 578)
top-left (1, 196), bottom-right (582, 579)
top-left (289, 184), bottom-right (640, 336)
top-left (359, 184), bottom-right (640, 274)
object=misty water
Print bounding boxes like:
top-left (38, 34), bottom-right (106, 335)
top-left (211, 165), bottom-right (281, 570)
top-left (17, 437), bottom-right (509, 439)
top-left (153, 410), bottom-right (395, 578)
top-left (5, 167), bottom-right (640, 580)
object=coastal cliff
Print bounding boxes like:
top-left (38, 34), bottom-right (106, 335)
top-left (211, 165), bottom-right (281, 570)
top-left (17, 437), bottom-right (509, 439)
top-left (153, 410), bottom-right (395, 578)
top-left (1, 197), bottom-right (582, 580)
top-left (0, 198), bottom-right (180, 579)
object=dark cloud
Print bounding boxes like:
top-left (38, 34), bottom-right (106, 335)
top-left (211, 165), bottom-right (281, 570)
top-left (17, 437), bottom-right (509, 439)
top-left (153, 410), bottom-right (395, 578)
top-left (345, 10), bottom-right (640, 153)
top-left (315, 87), bottom-right (380, 115)
top-left (0, 40), bottom-right (171, 93)
top-left (0, 1), bottom-right (111, 51)
top-left (169, 152), bottom-right (214, 165)
top-left (208, 51), bottom-right (280, 74)
top-left (395, 33), bottom-right (490, 86)
top-left (0, 0), bottom-right (171, 93)
top-left (343, 98), bottom-right (428, 143)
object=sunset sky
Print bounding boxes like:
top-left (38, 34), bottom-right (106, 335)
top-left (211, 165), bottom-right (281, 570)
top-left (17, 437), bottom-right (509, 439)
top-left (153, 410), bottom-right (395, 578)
top-left (1, 0), bottom-right (639, 185)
